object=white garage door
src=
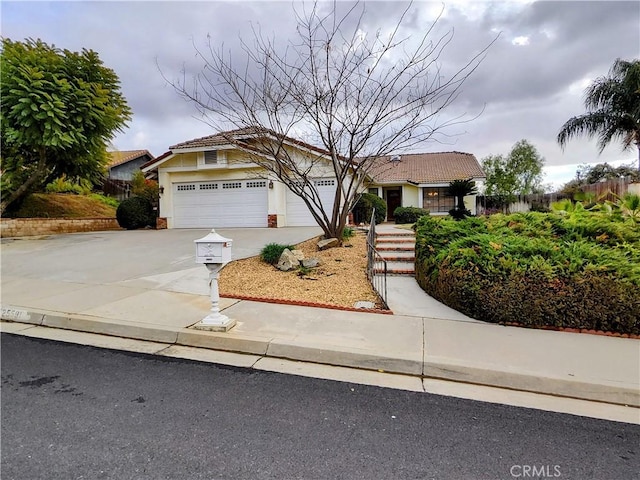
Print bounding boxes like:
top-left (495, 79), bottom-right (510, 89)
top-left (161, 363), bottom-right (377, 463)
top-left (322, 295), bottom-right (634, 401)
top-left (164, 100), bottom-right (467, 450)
top-left (173, 179), bottom-right (268, 228)
top-left (286, 178), bottom-right (337, 227)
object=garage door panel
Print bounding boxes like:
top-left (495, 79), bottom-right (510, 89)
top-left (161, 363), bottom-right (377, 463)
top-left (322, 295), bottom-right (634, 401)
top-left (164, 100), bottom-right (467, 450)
top-left (173, 180), bottom-right (267, 228)
top-left (286, 178), bottom-right (337, 227)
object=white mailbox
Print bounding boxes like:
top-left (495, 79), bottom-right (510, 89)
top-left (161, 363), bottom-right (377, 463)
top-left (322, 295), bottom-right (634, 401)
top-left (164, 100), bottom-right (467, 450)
top-left (193, 229), bottom-right (235, 332)
top-left (194, 229), bottom-right (232, 264)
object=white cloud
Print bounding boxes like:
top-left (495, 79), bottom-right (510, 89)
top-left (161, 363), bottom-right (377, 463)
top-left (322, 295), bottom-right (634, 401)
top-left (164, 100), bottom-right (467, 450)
top-left (1, 0), bottom-right (638, 168)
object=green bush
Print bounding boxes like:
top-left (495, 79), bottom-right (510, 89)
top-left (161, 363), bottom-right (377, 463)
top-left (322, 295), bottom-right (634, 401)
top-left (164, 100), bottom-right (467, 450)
top-left (342, 226), bottom-right (354, 240)
top-left (45, 176), bottom-right (92, 195)
top-left (89, 193), bottom-right (119, 208)
top-left (131, 170), bottom-right (159, 205)
top-left (116, 196), bottom-right (155, 230)
top-left (352, 193), bottom-right (387, 224)
top-left (393, 206), bottom-right (429, 224)
top-left (260, 243), bottom-right (295, 265)
top-left (414, 211), bottom-right (640, 335)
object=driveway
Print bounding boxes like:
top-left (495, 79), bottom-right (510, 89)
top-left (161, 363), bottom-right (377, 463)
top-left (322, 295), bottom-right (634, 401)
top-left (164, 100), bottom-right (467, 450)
top-left (1, 227), bottom-right (322, 295)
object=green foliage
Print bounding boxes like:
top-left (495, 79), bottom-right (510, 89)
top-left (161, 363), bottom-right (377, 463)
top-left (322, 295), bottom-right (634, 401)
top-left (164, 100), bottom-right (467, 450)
top-left (260, 243), bottom-right (295, 265)
top-left (557, 58), bottom-right (640, 167)
top-left (342, 226), bottom-right (354, 240)
top-left (0, 38), bottom-right (132, 214)
top-left (393, 206), bottom-right (430, 224)
top-left (353, 193), bottom-right (387, 224)
top-left (414, 211), bottom-right (640, 335)
top-left (447, 179), bottom-right (478, 220)
top-left (482, 140), bottom-right (545, 202)
top-left (116, 196), bottom-right (155, 230)
top-left (131, 170), bottom-right (159, 205)
top-left (45, 176), bottom-right (92, 195)
top-left (89, 193), bottom-right (119, 208)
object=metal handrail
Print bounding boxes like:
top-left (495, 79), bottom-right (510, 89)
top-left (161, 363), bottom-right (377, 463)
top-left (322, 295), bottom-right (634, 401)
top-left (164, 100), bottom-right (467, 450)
top-left (365, 209), bottom-right (388, 309)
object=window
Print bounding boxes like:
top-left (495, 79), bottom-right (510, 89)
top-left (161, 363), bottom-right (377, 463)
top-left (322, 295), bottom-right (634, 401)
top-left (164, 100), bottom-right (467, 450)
top-left (200, 183), bottom-right (218, 190)
top-left (246, 181), bottom-right (267, 188)
top-left (177, 184), bottom-right (196, 191)
top-left (222, 182), bottom-right (242, 189)
top-left (315, 179), bottom-right (335, 187)
top-left (368, 188), bottom-right (379, 196)
top-left (423, 187), bottom-right (455, 213)
top-left (204, 151), bottom-right (218, 165)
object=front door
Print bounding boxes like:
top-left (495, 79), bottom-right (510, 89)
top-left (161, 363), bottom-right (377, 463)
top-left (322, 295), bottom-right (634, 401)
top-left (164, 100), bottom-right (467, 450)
top-left (385, 188), bottom-right (402, 221)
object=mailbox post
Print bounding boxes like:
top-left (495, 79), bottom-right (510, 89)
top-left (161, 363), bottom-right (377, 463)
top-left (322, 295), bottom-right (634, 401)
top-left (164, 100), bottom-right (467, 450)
top-left (194, 229), bottom-right (236, 331)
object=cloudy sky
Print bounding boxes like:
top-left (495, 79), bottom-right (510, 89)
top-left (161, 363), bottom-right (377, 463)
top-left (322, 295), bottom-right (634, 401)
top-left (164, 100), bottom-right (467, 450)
top-left (2, 0), bottom-right (638, 188)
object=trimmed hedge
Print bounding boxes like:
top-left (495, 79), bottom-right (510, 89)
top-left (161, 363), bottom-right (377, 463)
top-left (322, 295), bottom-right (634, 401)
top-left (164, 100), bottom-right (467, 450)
top-left (393, 206), bottom-right (429, 224)
top-left (414, 211), bottom-right (640, 335)
top-left (353, 193), bottom-right (387, 224)
top-left (116, 196), bottom-right (155, 230)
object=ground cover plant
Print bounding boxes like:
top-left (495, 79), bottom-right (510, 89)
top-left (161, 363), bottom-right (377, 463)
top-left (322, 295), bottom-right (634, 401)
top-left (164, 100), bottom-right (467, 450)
top-left (414, 204), bottom-right (640, 335)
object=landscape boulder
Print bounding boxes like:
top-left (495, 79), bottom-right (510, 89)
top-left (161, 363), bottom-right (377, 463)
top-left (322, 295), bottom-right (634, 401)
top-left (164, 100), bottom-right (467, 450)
top-left (302, 258), bottom-right (320, 268)
top-left (277, 248), bottom-right (300, 271)
top-left (317, 238), bottom-right (340, 250)
top-left (290, 249), bottom-right (305, 262)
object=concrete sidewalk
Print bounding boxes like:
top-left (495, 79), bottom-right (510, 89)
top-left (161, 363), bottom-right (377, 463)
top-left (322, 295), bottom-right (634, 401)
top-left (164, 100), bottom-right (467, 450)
top-left (2, 274), bottom-right (638, 409)
top-left (1, 227), bottom-right (639, 417)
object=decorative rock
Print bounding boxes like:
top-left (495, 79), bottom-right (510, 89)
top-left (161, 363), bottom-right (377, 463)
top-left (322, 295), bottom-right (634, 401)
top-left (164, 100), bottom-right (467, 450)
top-left (302, 258), bottom-right (320, 268)
top-left (291, 249), bottom-right (305, 261)
top-left (317, 238), bottom-right (340, 250)
top-left (277, 248), bottom-right (300, 271)
top-left (354, 301), bottom-right (376, 309)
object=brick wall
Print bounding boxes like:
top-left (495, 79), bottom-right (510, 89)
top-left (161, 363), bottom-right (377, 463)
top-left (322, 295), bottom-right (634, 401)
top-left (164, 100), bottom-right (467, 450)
top-left (0, 218), bottom-right (123, 238)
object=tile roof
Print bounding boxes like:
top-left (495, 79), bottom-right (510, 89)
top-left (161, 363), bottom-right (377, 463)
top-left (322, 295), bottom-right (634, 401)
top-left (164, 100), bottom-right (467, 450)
top-left (368, 152), bottom-right (485, 184)
top-left (108, 150), bottom-right (153, 168)
top-left (170, 127), bottom-right (333, 157)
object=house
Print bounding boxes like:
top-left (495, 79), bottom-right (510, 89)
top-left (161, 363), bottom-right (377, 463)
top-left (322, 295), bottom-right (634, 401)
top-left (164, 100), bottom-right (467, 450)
top-left (142, 128), bottom-right (341, 228)
top-left (367, 152), bottom-right (485, 219)
top-left (142, 128), bottom-right (484, 229)
top-left (108, 150), bottom-right (155, 181)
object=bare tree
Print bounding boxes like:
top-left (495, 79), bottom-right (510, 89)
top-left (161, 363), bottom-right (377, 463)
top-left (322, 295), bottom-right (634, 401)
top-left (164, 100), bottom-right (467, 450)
top-left (169, 1), bottom-right (494, 240)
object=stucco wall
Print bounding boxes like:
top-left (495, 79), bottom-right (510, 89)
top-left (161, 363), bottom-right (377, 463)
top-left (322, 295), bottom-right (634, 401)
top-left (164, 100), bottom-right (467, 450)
top-left (0, 218), bottom-right (122, 238)
top-left (402, 185), bottom-right (420, 208)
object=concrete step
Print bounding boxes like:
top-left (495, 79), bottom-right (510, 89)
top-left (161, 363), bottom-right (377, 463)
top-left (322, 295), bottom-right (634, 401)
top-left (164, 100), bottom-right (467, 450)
top-left (375, 267), bottom-right (415, 276)
top-left (376, 238), bottom-right (415, 244)
top-left (379, 253), bottom-right (415, 261)
top-left (376, 245), bottom-right (415, 252)
top-left (376, 231), bottom-right (415, 237)
top-left (377, 260), bottom-right (415, 272)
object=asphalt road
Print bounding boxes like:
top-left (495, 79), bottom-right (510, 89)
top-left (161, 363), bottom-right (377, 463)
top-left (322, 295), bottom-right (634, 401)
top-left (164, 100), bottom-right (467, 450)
top-left (2, 334), bottom-right (638, 480)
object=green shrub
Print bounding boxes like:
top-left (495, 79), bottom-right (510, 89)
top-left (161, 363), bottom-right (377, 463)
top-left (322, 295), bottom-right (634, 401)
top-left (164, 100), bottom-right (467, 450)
top-left (131, 170), bottom-right (159, 205)
top-left (116, 196), bottom-right (155, 230)
top-left (89, 193), bottom-right (119, 208)
top-left (352, 193), bottom-right (387, 224)
top-left (342, 226), bottom-right (354, 240)
top-left (448, 207), bottom-right (472, 220)
top-left (260, 243), bottom-right (294, 265)
top-left (414, 212), bottom-right (640, 335)
top-left (393, 206), bottom-right (429, 224)
top-left (45, 176), bottom-right (92, 195)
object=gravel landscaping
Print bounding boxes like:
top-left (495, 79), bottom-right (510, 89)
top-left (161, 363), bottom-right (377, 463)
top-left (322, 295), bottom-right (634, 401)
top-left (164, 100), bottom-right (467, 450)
top-left (219, 231), bottom-right (384, 310)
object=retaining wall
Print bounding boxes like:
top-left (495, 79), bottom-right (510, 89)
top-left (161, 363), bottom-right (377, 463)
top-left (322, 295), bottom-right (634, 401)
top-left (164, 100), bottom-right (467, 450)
top-left (0, 217), bottom-right (122, 238)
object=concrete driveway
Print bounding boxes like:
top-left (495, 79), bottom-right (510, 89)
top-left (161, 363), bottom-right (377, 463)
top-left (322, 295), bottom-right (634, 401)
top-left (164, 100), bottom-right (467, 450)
top-left (1, 227), bottom-right (322, 295)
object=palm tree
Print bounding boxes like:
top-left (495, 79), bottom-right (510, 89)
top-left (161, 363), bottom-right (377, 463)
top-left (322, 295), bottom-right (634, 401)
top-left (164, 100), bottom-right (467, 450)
top-left (557, 58), bottom-right (640, 171)
top-left (447, 179), bottom-right (478, 219)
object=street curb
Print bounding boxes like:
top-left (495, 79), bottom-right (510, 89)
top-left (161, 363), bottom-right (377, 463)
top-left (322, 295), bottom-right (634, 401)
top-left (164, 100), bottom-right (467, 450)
top-left (424, 359), bottom-right (640, 408)
top-left (1, 306), bottom-right (638, 408)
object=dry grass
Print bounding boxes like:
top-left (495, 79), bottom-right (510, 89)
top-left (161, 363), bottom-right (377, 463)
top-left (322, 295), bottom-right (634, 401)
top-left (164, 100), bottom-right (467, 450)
top-left (219, 231), bottom-right (383, 309)
top-left (11, 193), bottom-right (117, 218)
